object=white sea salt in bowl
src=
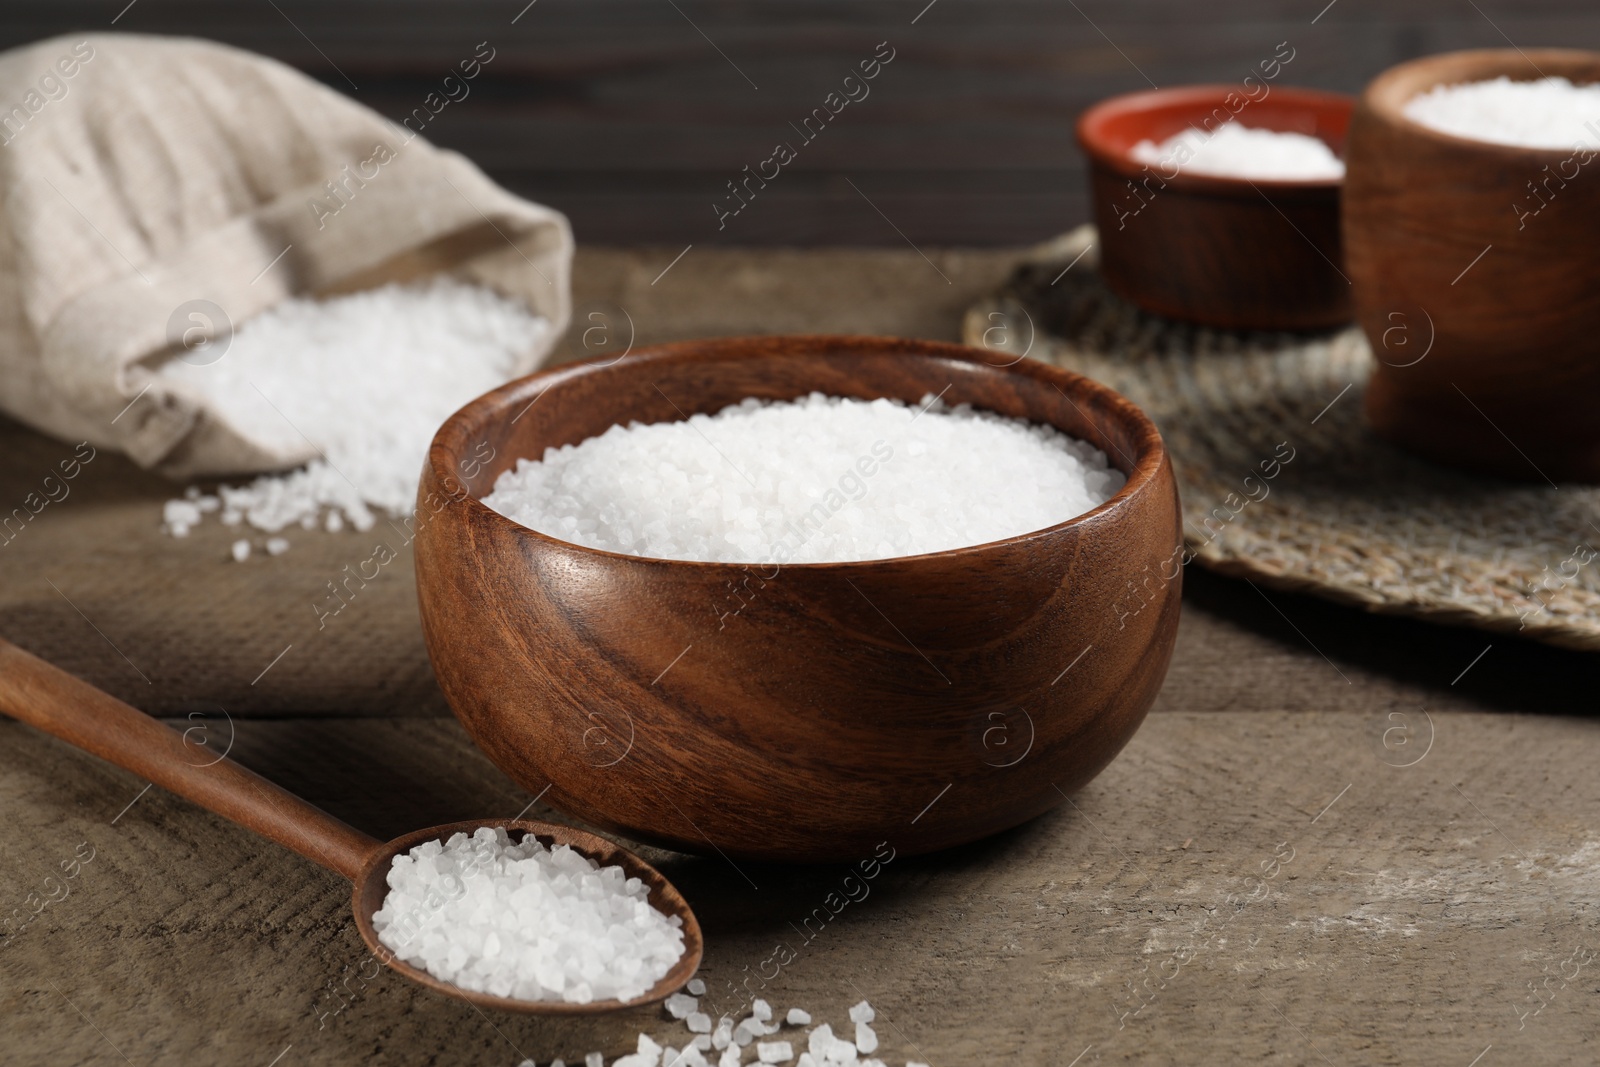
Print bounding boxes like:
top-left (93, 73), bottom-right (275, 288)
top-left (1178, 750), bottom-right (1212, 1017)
top-left (413, 336), bottom-right (1183, 864)
top-left (1344, 49), bottom-right (1600, 482)
top-left (1077, 84), bottom-right (1355, 330)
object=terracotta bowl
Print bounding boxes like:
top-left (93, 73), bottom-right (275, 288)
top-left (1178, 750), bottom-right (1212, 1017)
top-left (1344, 49), bottom-right (1600, 483)
top-left (1078, 84), bottom-right (1354, 331)
top-left (414, 336), bottom-right (1181, 864)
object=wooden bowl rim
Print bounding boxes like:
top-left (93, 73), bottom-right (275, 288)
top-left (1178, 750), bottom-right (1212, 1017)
top-left (1076, 83), bottom-right (1354, 194)
top-left (427, 334), bottom-right (1169, 570)
top-left (351, 818), bottom-right (703, 1015)
top-left (1362, 48), bottom-right (1600, 157)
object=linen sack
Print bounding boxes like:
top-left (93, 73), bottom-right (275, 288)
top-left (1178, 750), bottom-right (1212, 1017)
top-left (0, 33), bottom-right (572, 478)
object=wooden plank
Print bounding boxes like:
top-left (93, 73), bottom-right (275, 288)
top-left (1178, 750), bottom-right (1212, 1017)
top-left (1, 708), bottom-right (1596, 1063)
top-left (2, 246), bottom-right (1593, 715)
top-left (1, 2), bottom-right (1597, 241)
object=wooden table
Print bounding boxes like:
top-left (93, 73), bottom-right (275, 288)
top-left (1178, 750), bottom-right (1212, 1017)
top-left (1, 247), bottom-right (1595, 1066)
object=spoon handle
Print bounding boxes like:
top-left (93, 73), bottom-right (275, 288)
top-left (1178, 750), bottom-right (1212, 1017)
top-left (0, 637), bottom-right (380, 882)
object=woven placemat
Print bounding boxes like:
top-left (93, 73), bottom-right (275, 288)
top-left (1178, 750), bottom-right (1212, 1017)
top-left (964, 226), bottom-right (1600, 652)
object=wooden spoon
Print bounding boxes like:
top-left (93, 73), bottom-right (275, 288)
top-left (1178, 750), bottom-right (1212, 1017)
top-left (0, 637), bottom-right (703, 1014)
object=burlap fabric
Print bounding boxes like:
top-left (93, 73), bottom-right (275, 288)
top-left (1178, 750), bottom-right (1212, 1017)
top-left (0, 33), bottom-right (571, 479)
top-left (964, 227), bottom-right (1600, 652)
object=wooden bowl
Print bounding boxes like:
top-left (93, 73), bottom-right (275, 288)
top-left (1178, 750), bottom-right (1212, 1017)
top-left (414, 336), bottom-right (1181, 864)
top-left (1078, 85), bottom-right (1354, 331)
top-left (1344, 49), bottom-right (1600, 483)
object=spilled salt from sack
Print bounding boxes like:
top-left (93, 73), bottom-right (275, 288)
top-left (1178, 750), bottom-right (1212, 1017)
top-left (1130, 121), bottom-right (1345, 180)
top-left (481, 393), bottom-right (1124, 564)
top-left (158, 278), bottom-right (548, 546)
top-left (1403, 75), bottom-right (1600, 149)
top-left (371, 826), bottom-right (684, 1005)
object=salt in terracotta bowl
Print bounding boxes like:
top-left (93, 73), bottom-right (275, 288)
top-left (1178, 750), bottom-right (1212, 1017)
top-left (1078, 83), bottom-right (1354, 331)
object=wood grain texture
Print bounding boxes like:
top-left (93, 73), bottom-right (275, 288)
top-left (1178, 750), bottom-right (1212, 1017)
top-left (5, 1), bottom-right (1600, 243)
top-left (0, 637), bottom-right (379, 881)
top-left (1344, 48), bottom-right (1600, 483)
top-left (0, 638), bottom-right (705, 1014)
top-left (1079, 85), bottom-right (1353, 330)
top-left (0, 245), bottom-right (1596, 1064)
top-left (415, 336), bottom-right (1182, 862)
top-left (4, 709), bottom-right (1599, 1065)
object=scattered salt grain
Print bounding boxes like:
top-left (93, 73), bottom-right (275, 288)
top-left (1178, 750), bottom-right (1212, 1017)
top-left (854, 1023), bottom-right (878, 1055)
top-left (585, 1056), bottom-right (602, 1067)
top-left (667, 993), bottom-right (699, 1019)
top-left (719, 1048), bottom-right (742, 1067)
top-left (752, 999), bottom-right (773, 1022)
top-left (230, 538), bottom-right (250, 562)
top-left (688, 978), bottom-right (707, 996)
top-left (482, 393), bottom-right (1124, 564)
top-left (1130, 121), bottom-right (1345, 180)
top-left (265, 536), bottom-right (290, 556)
top-left (1403, 75), bottom-right (1600, 149)
top-left (158, 278), bottom-right (547, 544)
top-left (370, 826), bottom-right (685, 1004)
top-left (756, 1041), bottom-right (794, 1064)
top-left (688, 1012), bottom-right (713, 1033)
top-left (847, 1002), bottom-right (874, 1025)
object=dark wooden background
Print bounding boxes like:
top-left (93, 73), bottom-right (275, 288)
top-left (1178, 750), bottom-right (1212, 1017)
top-left (2, 1), bottom-right (1596, 244)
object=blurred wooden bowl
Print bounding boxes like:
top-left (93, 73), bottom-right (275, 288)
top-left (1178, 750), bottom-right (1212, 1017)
top-left (414, 336), bottom-right (1182, 864)
top-left (1344, 49), bottom-right (1600, 483)
top-left (1078, 84), bottom-right (1354, 331)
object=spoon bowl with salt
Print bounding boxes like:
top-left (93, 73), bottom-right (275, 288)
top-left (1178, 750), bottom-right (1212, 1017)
top-left (0, 636), bottom-right (703, 1014)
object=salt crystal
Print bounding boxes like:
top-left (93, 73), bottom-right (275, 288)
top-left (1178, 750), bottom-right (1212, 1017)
top-left (159, 278), bottom-right (547, 539)
top-left (807, 1026), bottom-right (833, 1060)
top-left (854, 1022), bottom-right (877, 1055)
top-left (1130, 121), bottom-right (1345, 180)
top-left (756, 1041), bottom-right (794, 1064)
top-left (1404, 76), bottom-right (1600, 149)
top-left (688, 978), bottom-right (706, 995)
top-left (483, 393), bottom-right (1123, 564)
top-left (688, 1012), bottom-right (713, 1033)
top-left (752, 999), bottom-right (773, 1022)
top-left (371, 828), bottom-right (685, 1004)
top-left (230, 539), bottom-right (250, 562)
top-left (265, 536), bottom-right (290, 556)
top-left (848, 1001), bottom-right (874, 1025)
top-left (718, 1047), bottom-right (742, 1067)
top-left (585, 1056), bottom-right (601, 1067)
top-left (785, 1009), bottom-right (811, 1027)
top-left (667, 994), bottom-right (698, 1020)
